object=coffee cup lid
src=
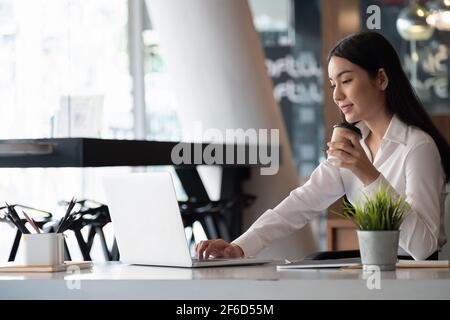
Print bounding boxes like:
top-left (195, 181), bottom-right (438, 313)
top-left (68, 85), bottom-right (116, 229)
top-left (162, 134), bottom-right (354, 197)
top-left (333, 122), bottom-right (362, 137)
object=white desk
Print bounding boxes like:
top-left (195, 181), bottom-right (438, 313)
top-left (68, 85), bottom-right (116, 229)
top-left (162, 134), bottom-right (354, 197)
top-left (1, 262), bottom-right (450, 299)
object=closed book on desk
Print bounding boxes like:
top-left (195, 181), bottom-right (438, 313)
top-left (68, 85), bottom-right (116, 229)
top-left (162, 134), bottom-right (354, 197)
top-left (396, 260), bottom-right (450, 268)
top-left (0, 261), bottom-right (92, 273)
top-left (341, 260), bottom-right (450, 269)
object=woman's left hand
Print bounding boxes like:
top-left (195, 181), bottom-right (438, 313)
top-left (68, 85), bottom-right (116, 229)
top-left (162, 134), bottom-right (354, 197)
top-left (326, 130), bottom-right (380, 186)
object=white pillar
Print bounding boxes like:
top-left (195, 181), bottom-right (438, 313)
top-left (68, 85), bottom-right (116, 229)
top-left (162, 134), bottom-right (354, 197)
top-left (146, 0), bottom-right (317, 260)
top-left (129, 0), bottom-right (146, 140)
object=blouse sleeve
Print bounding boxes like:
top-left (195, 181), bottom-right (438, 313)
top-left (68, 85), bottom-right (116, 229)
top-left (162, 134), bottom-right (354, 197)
top-left (361, 141), bottom-right (445, 260)
top-left (233, 160), bottom-right (346, 257)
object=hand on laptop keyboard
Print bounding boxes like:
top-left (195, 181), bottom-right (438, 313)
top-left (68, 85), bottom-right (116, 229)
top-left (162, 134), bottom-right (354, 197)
top-left (196, 239), bottom-right (244, 260)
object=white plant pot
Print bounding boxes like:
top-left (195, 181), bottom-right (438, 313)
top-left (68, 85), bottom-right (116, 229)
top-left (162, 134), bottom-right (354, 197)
top-left (357, 230), bottom-right (399, 271)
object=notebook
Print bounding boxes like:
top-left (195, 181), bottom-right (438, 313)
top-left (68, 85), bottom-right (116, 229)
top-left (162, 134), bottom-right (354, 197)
top-left (277, 258), bottom-right (450, 270)
top-left (277, 258), bottom-right (362, 270)
top-left (342, 260), bottom-right (450, 269)
top-left (0, 261), bottom-right (93, 273)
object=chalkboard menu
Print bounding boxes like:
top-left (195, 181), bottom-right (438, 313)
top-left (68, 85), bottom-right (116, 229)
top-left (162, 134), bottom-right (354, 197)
top-left (261, 0), bottom-right (323, 177)
top-left (361, 0), bottom-right (450, 115)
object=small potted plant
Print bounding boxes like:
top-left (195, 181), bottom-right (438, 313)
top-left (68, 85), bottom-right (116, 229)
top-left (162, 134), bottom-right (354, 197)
top-left (338, 183), bottom-right (410, 271)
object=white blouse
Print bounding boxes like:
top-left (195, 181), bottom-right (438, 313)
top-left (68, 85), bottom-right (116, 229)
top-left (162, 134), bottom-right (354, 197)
top-left (233, 115), bottom-right (448, 261)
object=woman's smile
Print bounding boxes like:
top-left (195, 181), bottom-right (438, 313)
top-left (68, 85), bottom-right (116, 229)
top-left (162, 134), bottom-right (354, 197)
top-left (339, 103), bottom-right (353, 114)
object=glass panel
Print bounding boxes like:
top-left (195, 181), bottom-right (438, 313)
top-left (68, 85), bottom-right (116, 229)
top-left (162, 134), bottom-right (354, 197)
top-left (142, 1), bottom-right (181, 142)
top-left (0, 0), bottom-right (130, 262)
top-left (360, 0), bottom-right (450, 116)
top-left (249, 0), bottom-right (293, 47)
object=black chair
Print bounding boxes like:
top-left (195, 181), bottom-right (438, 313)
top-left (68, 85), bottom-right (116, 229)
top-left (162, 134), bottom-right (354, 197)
top-left (59, 199), bottom-right (119, 261)
top-left (179, 193), bottom-right (256, 248)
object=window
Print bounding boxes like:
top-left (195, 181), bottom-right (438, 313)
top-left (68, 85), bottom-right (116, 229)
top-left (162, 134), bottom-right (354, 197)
top-left (142, 2), bottom-right (181, 141)
top-left (0, 0), bottom-right (131, 261)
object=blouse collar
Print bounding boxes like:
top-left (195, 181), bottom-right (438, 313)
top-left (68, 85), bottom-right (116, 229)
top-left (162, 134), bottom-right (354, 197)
top-left (355, 114), bottom-right (408, 145)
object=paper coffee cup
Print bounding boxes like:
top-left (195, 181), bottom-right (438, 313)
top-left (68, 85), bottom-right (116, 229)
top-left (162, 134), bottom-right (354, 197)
top-left (327, 123), bottom-right (362, 165)
top-left (21, 233), bottom-right (64, 266)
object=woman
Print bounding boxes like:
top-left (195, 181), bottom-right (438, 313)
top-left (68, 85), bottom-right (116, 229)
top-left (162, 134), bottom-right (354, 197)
top-left (196, 31), bottom-right (450, 261)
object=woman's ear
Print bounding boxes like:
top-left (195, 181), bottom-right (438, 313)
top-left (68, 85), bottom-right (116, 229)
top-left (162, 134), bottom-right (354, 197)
top-left (377, 68), bottom-right (389, 91)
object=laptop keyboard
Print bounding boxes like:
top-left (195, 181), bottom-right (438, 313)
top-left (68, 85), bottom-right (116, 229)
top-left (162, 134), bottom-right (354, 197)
top-left (192, 258), bottom-right (243, 262)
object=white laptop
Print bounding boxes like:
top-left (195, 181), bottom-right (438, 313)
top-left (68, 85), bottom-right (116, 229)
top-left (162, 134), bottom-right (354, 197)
top-left (102, 171), bottom-right (271, 268)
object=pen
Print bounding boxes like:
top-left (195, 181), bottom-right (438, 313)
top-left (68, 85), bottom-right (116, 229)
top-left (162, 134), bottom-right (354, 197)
top-left (5, 203), bottom-right (30, 234)
top-left (56, 197), bottom-right (77, 233)
top-left (60, 200), bottom-right (80, 232)
top-left (22, 210), bottom-right (41, 234)
top-left (5, 203), bottom-right (24, 232)
top-left (59, 212), bottom-right (77, 232)
top-left (4, 212), bottom-right (20, 230)
top-left (56, 197), bottom-right (73, 232)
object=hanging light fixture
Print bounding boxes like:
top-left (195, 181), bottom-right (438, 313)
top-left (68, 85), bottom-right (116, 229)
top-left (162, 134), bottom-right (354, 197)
top-left (396, 0), bottom-right (435, 41)
top-left (426, 0), bottom-right (450, 31)
top-left (396, 1), bottom-right (434, 90)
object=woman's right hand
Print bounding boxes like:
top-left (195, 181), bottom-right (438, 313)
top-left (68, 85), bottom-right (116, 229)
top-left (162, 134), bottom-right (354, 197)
top-left (196, 239), bottom-right (245, 259)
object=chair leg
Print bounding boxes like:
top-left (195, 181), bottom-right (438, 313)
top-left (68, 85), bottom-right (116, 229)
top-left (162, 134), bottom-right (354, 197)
top-left (184, 226), bottom-right (195, 256)
top-left (63, 238), bottom-right (72, 261)
top-left (86, 226), bottom-right (97, 252)
top-left (199, 219), bottom-right (212, 240)
top-left (111, 238), bottom-right (120, 261)
top-left (8, 230), bottom-right (22, 262)
top-left (204, 215), bottom-right (221, 239)
top-left (210, 214), bottom-right (225, 240)
top-left (95, 226), bottom-right (112, 261)
top-left (73, 228), bottom-right (92, 261)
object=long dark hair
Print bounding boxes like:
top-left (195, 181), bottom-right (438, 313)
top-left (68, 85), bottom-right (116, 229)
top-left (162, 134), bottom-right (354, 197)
top-left (328, 31), bottom-right (450, 183)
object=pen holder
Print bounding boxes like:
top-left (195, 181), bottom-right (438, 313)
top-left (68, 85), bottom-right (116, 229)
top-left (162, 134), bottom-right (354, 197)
top-left (21, 233), bottom-right (65, 266)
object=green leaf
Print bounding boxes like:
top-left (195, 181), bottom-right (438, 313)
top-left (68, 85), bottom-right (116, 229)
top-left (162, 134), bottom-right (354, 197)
top-left (339, 182), bottom-right (409, 231)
